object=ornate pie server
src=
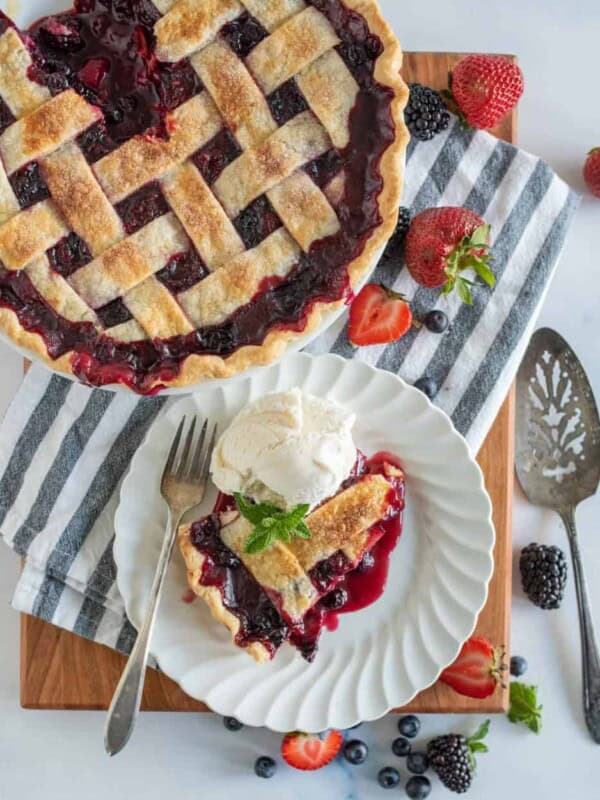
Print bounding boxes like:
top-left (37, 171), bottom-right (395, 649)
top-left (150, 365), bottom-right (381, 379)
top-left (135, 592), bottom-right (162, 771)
top-left (516, 328), bottom-right (600, 743)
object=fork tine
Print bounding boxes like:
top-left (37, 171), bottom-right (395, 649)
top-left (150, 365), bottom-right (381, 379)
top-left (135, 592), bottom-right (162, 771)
top-left (164, 416), bottom-right (186, 478)
top-left (199, 423), bottom-right (218, 482)
top-left (177, 416), bottom-right (197, 479)
top-left (189, 419), bottom-right (208, 480)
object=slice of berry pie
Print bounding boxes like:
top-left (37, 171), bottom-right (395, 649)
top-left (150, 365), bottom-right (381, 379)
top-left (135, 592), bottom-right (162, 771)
top-left (0, 0), bottom-right (408, 393)
top-left (178, 454), bottom-right (405, 662)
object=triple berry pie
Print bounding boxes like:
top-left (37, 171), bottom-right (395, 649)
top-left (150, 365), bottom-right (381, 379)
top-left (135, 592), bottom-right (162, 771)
top-left (0, 1), bottom-right (409, 393)
top-left (178, 455), bottom-right (405, 662)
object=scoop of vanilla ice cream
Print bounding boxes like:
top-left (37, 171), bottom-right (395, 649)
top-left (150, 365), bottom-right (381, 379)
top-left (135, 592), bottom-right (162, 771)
top-left (210, 389), bottom-right (357, 510)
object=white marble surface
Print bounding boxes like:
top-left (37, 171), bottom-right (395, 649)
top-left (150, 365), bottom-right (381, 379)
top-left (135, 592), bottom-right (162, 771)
top-left (0, 0), bottom-right (599, 797)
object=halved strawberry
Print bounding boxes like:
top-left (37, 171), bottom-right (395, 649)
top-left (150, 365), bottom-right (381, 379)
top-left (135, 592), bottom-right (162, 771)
top-left (440, 636), bottom-right (507, 699)
top-left (348, 284), bottom-right (412, 346)
top-left (281, 730), bottom-right (343, 771)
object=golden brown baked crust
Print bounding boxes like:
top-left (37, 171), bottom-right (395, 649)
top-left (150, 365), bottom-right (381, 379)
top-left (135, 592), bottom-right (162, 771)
top-left (0, 1), bottom-right (409, 391)
top-left (177, 473), bottom-right (397, 662)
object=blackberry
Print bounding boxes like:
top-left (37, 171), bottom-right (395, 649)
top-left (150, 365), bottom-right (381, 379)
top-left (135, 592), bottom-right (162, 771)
top-left (427, 720), bottom-right (489, 794)
top-left (427, 734), bottom-right (471, 793)
top-left (520, 543), bottom-right (567, 610)
top-left (381, 207), bottom-right (411, 263)
top-left (405, 83), bottom-right (451, 142)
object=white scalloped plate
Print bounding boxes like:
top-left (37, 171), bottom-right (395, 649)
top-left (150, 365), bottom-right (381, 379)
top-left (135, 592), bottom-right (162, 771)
top-left (114, 353), bottom-right (494, 731)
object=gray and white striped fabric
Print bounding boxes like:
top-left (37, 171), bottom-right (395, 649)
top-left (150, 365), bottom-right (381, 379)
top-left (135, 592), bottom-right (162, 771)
top-left (0, 116), bottom-right (578, 652)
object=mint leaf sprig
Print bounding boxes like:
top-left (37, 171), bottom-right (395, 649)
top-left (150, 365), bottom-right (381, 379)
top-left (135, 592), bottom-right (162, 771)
top-left (465, 719), bottom-right (490, 771)
top-left (508, 682), bottom-right (543, 734)
top-left (235, 494), bottom-right (312, 554)
top-left (442, 224), bottom-right (495, 305)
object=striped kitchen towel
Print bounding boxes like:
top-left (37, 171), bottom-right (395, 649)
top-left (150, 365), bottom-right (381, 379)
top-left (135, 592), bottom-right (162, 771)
top-left (0, 116), bottom-right (579, 652)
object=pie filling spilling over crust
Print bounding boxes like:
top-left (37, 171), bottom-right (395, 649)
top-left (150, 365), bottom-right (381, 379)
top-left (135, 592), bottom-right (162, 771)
top-left (0, 0), bottom-right (408, 392)
top-left (178, 453), bottom-right (405, 662)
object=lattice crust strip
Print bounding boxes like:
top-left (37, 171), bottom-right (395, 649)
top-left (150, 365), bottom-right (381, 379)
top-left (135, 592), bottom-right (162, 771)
top-left (0, 1), bottom-right (370, 348)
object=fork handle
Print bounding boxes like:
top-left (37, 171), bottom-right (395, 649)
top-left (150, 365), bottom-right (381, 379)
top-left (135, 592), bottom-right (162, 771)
top-left (104, 509), bottom-right (182, 756)
top-left (560, 506), bottom-right (600, 744)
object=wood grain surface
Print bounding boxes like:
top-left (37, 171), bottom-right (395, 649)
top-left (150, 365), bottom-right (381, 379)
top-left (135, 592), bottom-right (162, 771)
top-left (20, 52), bottom-right (515, 714)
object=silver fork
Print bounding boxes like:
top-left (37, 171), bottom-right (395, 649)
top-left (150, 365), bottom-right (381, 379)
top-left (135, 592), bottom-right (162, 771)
top-left (104, 415), bottom-right (217, 756)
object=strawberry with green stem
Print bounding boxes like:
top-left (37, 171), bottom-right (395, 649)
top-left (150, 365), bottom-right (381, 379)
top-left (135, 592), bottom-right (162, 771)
top-left (405, 207), bottom-right (494, 305)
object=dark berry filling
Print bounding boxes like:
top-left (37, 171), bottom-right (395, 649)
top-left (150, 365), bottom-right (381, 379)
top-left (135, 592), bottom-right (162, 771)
top-left (234, 196), bottom-right (282, 250)
top-left (220, 12), bottom-right (268, 59)
top-left (0, 96), bottom-right (15, 136)
top-left (0, 0), bottom-right (396, 393)
top-left (189, 453), bottom-right (404, 661)
top-left (10, 162), bottom-right (50, 209)
top-left (27, 0), bottom-right (165, 147)
top-left (95, 297), bottom-right (133, 329)
top-left (115, 181), bottom-right (170, 235)
top-left (157, 59), bottom-right (203, 111)
top-left (304, 149), bottom-right (345, 189)
top-left (310, 550), bottom-right (354, 596)
top-left (190, 514), bottom-right (289, 657)
top-left (0, 264), bottom-right (97, 357)
top-left (47, 233), bottom-right (92, 277)
top-left (268, 79), bottom-right (308, 126)
top-left (76, 120), bottom-right (117, 163)
top-left (192, 128), bottom-right (243, 186)
top-left (157, 249), bottom-right (207, 294)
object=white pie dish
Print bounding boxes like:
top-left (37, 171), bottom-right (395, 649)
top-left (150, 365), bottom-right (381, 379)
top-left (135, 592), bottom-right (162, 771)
top-left (113, 352), bottom-right (495, 731)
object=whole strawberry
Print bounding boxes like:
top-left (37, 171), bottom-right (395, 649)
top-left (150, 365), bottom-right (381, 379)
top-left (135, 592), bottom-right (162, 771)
top-left (446, 54), bottom-right (524, 130)
top-left (405, 207), bottom-right (494, 303)
top-left (584, 148), bottom-right (600, 198)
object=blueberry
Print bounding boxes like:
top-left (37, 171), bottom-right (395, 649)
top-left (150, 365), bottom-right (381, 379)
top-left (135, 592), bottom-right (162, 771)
top-left (407, 752), bottom-right (429, 774)
top-left (343, 739), bottom-right (369, 765)
top-left (378, 767), bottom-right (401, 788)
top-left (254, 756), bottom-right (277, 779)
top-left (510, 655), bottom-right (528, 677)
top-left (392, 736), bottom-right (411, 757)
top-left (398, 715), bottom-right (420, 739)
top-left (425, 309), bottom-right (449, 334)
top-left (324, 587), bottom-right (348, 610)
top-left (406, 775), bottom-right (432, 799)
top-left (223, 716), bottom-right (243, 732)
top-left (414, 377), bottom-right (438, 399)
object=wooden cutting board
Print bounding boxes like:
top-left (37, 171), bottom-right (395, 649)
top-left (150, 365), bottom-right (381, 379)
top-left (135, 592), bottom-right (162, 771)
top-left (20, 52), bottom-right (515, 714)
